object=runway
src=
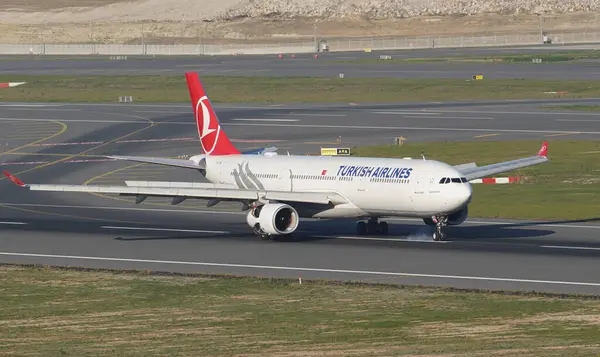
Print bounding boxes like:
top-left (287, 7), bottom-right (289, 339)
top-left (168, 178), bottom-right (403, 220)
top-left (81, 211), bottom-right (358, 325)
top-left (1, 98), bottom-right (600, 295)
top-left (1, 43), bottom-right (599, 79)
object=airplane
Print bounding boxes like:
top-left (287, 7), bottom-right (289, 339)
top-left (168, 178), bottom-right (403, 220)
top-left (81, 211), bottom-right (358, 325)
top-left (2, 72), bottom-right (550, 242)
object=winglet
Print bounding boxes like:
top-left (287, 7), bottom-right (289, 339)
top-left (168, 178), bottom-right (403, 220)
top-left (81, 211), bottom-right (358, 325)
top-left (537, 141), bottom-right (548, 157)
top-left (3, 171), bottom-right (26, 187)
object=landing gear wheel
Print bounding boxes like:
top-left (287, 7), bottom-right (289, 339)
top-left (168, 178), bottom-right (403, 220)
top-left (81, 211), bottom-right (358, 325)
top-left (260, 233), bottom-right (272, 240)
top-left (367, 221), bottom-right (378, 235)
top-left (431, 215), bottom-right (447, 241)
top-left (356, 221), bottom-right (367, 235)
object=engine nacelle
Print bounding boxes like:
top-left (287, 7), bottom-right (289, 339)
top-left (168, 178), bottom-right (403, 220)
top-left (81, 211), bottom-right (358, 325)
top-left (447, 205), bottom-right (468, 226)
top-left (246, 203), bottom-right (299, 235)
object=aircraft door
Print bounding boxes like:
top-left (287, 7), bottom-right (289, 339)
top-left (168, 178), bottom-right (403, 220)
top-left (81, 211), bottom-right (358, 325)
top-left (410, 170), bottom-right (429, 212)
top-left (277, 168), bottom-right (292, 191)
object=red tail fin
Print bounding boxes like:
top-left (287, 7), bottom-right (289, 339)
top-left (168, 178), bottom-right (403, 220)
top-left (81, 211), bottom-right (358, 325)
top-left (185, 72), bottom-right (240, 155)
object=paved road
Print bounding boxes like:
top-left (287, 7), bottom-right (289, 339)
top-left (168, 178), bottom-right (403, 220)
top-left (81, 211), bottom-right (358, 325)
top-left (1, 43), bottom-right (599, 79)
top-left (1, 99), bottom-right (600, 295)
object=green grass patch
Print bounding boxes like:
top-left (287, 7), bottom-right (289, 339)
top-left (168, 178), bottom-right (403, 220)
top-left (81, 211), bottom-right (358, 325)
top-left (542, 105), bottom-right (600, 112)
top-left (0, 75), bottom-right (600, 103)
top-left (351, 140), bottom-right (600, 221)
top-left (2, 265), bottom-right (600, 357)
top-left (335, 50), bottom-right (600, 65)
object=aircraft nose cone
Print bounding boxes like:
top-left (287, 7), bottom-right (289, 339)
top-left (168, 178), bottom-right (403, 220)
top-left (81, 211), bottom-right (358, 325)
top-left (463, 183), bottom-right (473, 204)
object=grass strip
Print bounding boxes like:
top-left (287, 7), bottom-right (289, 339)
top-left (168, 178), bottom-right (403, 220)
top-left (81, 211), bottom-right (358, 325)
top-left (351, 140), bottom-right (600, 221)
top-left (2, 264), bottom-right (600, 357)
top-left (335, 50), bottom-right (600, 64)
top-left (0, 75), bottom-right (599, 103)
top-left (542, 105), bottom-right (600, 112)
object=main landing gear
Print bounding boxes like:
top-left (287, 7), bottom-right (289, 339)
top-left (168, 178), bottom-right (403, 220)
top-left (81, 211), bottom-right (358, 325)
top-left (356, 217), bottom-right (388, 235)
top-left (431, 215), bottom-right (448, 241)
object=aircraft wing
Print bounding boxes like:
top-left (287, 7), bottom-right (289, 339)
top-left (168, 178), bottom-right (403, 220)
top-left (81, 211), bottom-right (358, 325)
top-left (454, 141), bottom-right (549, 181)
top-left (106, 147), bottom-right (278, 170)
top-left (2, 171), bottom-right (348, 206)
top-left (106, 155), bottom-right (206, 170)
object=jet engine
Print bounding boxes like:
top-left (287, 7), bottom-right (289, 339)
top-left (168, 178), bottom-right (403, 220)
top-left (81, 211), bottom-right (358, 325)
top-left (447, 205), bottom-right (468, 225)
top-left (246, 203), bottom-right (299, 235)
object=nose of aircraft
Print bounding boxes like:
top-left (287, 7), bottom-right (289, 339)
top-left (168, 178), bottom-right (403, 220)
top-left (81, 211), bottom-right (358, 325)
top-left (462, 182), bottom-right (473, 205)
top-left (447, 182), bottom-right (472, 209)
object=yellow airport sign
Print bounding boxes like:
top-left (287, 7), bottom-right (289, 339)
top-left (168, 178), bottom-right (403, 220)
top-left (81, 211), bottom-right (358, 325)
top-left (472, 75), bottom-right (484, 80)
top-left (321, 148), bottom-right (351, 156)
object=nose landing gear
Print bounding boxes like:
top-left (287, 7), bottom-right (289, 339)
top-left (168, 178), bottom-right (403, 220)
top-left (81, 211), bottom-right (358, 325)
top-left (356, 217), bottom-right (388, 235)
top-left (431, 215), bottom-right (448, 241)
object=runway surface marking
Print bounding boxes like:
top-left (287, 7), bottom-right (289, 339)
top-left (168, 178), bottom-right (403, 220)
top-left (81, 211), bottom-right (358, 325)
top-left (0, 221), bottom-right (27, 225)
top-left (281, 113), bottom-right (346, 117)
top-left (373, 111), bottom-right (441, 115)
top-left (2, 159), bottom-right (114, 165)
top-left (556, 119), bottom-right (599, 122)
top-left (403, 116), bottom-right (494, 120)
top-left (419, 109), bottom-right (600, 116)
top-left (2, 203), bottom-right (600, 230)
top-left (544, 132), bottom-right (580, 137)
top-left (541, 245), bottom-right (600, 251)
top-left (313, 235), bottom-right (449, 243)
top-left (1, 252), bottom-right (600, 287)
top-left (473, 133), bottom-right (500, 138)
top-left (232, 118), bottom-right (300, 122)
top-left (101, 225), bottom-right (228, 234)
top-left (0, 120), bottom-right (67, 158)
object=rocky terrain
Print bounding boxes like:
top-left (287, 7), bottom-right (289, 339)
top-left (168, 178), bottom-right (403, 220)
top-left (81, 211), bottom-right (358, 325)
top-left (0, 0), bottom-right (598, 44)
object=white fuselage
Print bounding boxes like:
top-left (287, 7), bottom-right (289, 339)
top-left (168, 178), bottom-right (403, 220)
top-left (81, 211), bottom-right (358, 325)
top-left (200, 154), bottom-right (473, 219)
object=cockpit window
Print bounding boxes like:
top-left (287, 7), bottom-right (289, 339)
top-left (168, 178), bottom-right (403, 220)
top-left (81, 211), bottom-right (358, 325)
top-left (440, 177), bottom-right (469, 184)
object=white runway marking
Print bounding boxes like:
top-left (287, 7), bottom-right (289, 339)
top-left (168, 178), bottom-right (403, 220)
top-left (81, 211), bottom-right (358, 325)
top-left (0, 221), bottom-right (27, 225)
top-left (1, 251), bottom-right (599, 287)
top-left (233, 118), bottom-right (300, 122)
top-left (372, 111), bottom-right (441, 115)
top-left (425, 109), bottom-right (600, 117)
top-left (542, 245), bottom-right (600, 251)
top-left (403, 116), bottom-right (494, 120)
top-left (282, 113), bottom-right (346, 117)
top-left (3, 203), bottom-right (600, 231)
top-left (315, 235), bottom-right (449, 243)
top-left (101, 226), bottom-right (228, 234)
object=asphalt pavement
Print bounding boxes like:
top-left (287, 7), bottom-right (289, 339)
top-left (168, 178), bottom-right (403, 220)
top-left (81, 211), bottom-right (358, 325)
top-left (0, 43), bottom-right (599, 79)
top-left (1, 99), bottom-right (600, 295)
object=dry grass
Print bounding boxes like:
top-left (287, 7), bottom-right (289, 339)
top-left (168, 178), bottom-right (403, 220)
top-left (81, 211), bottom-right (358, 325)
top-left (2, 265), bottom-right (600, 357)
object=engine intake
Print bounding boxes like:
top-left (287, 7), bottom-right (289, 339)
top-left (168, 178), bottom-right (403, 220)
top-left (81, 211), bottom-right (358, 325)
top-left (246, 203), bottom-right (299, 235)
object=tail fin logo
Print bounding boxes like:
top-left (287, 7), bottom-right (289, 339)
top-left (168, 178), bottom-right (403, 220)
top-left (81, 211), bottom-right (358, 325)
top-left (196, 95), bottom-right (220, 155)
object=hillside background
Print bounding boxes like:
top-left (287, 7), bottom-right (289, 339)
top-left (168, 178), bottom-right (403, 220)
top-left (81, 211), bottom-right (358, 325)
top-left (0, 0), bottom-right (599, 44)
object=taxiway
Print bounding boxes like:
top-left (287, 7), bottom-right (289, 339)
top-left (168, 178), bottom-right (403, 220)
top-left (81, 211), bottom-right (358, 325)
top-left (1, 99), bottom-right (600, 295)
